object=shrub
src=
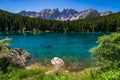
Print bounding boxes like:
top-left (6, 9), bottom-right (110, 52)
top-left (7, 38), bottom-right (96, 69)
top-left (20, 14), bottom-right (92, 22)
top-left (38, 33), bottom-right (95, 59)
top-left (90, 32), bottom-right (120, 67)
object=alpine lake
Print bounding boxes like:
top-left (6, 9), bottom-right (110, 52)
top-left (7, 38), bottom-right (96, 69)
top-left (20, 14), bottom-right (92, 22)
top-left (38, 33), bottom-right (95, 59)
top-left (0, 32), bottom-right (106, 70)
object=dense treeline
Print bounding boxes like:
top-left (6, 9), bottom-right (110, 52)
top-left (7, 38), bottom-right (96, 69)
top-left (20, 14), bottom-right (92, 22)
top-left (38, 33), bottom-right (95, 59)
top-left (0, 9), bottom-right (120, 32)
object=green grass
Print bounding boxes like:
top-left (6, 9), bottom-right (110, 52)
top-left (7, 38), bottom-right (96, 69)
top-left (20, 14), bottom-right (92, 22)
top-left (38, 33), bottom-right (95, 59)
top-left (0, 65), bottom-right (120, 80)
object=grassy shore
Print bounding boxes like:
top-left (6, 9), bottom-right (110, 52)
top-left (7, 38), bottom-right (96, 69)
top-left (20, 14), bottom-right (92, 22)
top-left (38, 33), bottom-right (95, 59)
top-left (0, 63), bottom-right (120, 80)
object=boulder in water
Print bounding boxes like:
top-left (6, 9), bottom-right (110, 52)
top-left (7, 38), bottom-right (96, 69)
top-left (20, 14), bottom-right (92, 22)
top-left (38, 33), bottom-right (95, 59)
top-left (51, 57), bottom-right (64, 66)
top-left (46, 57), bottom-right (65, 74)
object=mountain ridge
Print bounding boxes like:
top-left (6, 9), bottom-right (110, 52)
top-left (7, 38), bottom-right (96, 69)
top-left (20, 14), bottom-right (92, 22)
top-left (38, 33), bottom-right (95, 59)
top-left (18, 8), bottom-right (112, 21)
top-left (0, 9), bottom-right (119, 32)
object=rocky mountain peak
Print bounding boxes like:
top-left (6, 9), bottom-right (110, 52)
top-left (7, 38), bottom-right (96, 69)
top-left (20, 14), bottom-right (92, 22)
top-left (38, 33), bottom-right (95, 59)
top-left (70, 8), bottom-right (100, 20)
top-left (56, 9), bottom-right (78, 20)
top-left (100, 11), bottom-right (112, 16)
top-left (18, 10), bottom-right (37, 17)
top-left (38, 8), bottom-right (60, 20)
top-left (62, 9), bottom-right (78, 13)
top-left (18, 8), bottom-right (112, 21)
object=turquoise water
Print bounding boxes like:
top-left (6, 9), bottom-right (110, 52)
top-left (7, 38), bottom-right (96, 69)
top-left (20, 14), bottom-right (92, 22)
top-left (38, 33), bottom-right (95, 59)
top-left (0, 32), bottom-right (106, 68)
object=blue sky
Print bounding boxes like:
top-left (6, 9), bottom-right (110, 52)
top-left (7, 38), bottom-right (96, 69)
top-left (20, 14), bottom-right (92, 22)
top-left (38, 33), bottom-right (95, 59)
top-left (0, 0), bottom-right (120, 13)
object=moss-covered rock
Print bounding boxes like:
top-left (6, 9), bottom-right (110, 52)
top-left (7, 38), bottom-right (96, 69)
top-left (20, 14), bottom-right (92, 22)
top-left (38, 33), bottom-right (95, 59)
top-left (0, 47), bottom-right (32, 67)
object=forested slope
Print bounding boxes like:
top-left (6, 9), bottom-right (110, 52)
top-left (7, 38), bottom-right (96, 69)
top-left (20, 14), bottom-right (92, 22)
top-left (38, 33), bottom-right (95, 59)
top-left (0, 9), bottom-right (120, 32)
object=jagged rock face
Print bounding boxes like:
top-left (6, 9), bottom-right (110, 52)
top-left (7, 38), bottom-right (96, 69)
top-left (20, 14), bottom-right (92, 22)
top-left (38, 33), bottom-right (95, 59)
top-left (18, 10), bottom-right (37, 17)
top-left (12, 48), bottom-right (32, 67)
top-left (18, 8), bottom-right (112, 20)
top-left (100, 11), bottom-right (112, 16)
top-left (0, 46), bottom-right (32, 67)
top-left (57, 9), bottom-right (78, 21)
top-left (70, 9), bottom-right (100, 20)
top-left (38, 8), bottom-right (60, 20)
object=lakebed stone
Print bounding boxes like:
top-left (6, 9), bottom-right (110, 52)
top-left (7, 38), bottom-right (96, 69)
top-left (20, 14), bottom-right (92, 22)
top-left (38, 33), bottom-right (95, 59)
top-left (51, 57), bottom-right (64, 66)
top-left (46, 57), bottom-right (65, 74)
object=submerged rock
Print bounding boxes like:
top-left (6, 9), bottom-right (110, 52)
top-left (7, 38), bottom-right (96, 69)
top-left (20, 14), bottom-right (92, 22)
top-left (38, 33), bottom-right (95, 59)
top-left (51, 57), bottom-right (64, 66)
top-left (46, 57), bottom-right (65, 74)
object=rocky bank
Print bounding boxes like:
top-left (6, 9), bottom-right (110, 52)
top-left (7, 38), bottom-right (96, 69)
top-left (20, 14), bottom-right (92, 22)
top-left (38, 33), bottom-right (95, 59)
top-left (0, 46), bottom-right (32, 70)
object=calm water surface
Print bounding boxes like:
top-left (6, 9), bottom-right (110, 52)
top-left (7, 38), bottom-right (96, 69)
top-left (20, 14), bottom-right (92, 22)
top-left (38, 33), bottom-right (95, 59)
top-left (0, 32), bottom-right (106, 68)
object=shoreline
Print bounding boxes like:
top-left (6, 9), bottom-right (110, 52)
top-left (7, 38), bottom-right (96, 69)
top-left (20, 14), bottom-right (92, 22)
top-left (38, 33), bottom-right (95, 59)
top-left (26, 58), bottom-right (96, 72)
